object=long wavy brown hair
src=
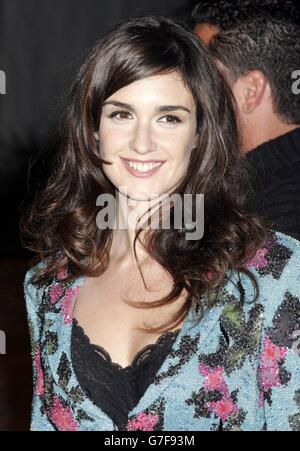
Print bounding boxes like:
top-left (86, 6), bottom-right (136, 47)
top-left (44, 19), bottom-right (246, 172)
top-left (20, 15), bottom-right (269, 334)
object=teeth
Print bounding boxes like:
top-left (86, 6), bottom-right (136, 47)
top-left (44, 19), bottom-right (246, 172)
top-left (127, 161), bottom-right (162, 172)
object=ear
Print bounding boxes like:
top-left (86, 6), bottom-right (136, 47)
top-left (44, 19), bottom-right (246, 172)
top-left (94, 130), bottom-right (99, 141)
top-left (233, 70), bottom-right (268, 115)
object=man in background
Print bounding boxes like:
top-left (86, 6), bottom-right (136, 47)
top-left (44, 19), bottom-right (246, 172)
top-left (190, 0), bottom-right (300, 241)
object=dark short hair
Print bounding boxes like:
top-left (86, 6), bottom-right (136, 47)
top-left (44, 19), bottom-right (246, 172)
top-left (190, 0), bottom-right (300, 124)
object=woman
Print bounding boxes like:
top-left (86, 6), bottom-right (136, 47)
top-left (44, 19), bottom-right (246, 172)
top-left (21, 16), bottom-right (300, 431)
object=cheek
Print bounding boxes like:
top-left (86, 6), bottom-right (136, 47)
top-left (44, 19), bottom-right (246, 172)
top-left (172, 131), bottom-right (197, 156)
top-left (182, 133), bottom-right (196, 162)
top-left (172, 148), bottom-right (193, 174)
top-left (99, 127), bottom-right (125, 156)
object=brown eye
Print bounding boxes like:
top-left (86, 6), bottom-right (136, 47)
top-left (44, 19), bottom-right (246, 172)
top-left (109, 111), bottom-right (132, 120)
top-left (159, 115), bottom-right (182, 124)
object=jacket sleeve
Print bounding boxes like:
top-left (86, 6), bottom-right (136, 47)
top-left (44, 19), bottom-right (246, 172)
top-left (24, 265), bottom-right (55, 431)
top-left (257, 234), bottom-right (300, 431)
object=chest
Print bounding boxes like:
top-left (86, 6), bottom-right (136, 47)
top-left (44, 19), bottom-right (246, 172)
top-left (72, 263), bottom-right (187, 368)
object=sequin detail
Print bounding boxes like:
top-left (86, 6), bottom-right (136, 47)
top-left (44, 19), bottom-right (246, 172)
top-left (23, 231), bottom-right (300, 431)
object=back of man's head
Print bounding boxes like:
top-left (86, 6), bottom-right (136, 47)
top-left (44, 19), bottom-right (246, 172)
top-left (190, 0), bottom-right (300, 125)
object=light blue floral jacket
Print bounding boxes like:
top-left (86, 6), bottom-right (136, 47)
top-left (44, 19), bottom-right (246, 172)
top-left (24, 231), bottom-right (300, 431)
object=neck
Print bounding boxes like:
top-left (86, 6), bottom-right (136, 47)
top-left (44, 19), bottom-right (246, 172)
top-left (109, 191), bottom-right (163, 268)
top-left (243, 122), bottom-right (300, 154)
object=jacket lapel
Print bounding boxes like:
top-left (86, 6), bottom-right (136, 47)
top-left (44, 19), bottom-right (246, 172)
top-left (40, 274), bottom-right (115, 429)
top-left (127, 301), bottom-right (226, 419)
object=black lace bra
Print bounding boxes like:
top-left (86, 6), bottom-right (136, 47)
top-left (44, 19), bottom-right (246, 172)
top-left (71, 318), bottom-right (180, 430)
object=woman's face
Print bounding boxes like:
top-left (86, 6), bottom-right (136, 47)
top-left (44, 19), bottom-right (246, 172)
top-left (96, 71), bottom-right (198, 200)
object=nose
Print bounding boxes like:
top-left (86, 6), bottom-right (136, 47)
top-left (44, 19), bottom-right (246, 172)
top-left (129, 121), bottom-right (157, 155)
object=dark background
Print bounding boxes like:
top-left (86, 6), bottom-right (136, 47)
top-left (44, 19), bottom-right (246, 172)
top-left (0, 0), bottom-right (198, 431)
top-left (0, 0), bottom-right (200, 259)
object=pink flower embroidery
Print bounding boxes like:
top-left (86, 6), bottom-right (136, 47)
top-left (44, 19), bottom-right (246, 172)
top-left (34, 346), bottom-right (45, 396)
top-left (126, 412), bottom-right (159, 431)
top-left (259, 365), bottom-right (281, 392)
top-left (259, 391), bottom-right (265, 408)
top-left (199, 363), bottom-right (239, 421)
top-left (49, 283), bottom-right (63, 304)
top-left (244, 247), bottom-right (268, 269)
top-left (258, 336), bottom-right (287, 393)
top-left (261, 337), bottom-right (287, 365)
top-left (206, 397), bottom-right (239, 422)
top-left (61, 286), bottom-right (80, 325)
top-left (199, 364), bottom-right (229, 396)
top-left (56, 267), bottom-right (68, 280)
top-left (49, 396), bottom-right (79, 431)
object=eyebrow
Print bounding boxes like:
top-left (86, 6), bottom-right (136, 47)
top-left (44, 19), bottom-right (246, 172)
top-left (102, 100), bottom-right (191, 114)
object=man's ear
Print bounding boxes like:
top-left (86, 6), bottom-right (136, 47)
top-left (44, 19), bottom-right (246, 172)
top-left (233, 70), bottom-right (268, 115)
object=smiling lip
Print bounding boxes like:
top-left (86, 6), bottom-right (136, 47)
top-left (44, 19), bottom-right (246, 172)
top-left (120, 157), bottom-right (166, 178)
top-left (120, 157), bottom-right (166, 163)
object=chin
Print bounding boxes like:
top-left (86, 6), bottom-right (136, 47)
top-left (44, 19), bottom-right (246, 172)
top-left (125, 191), bottom-right (162, 201)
